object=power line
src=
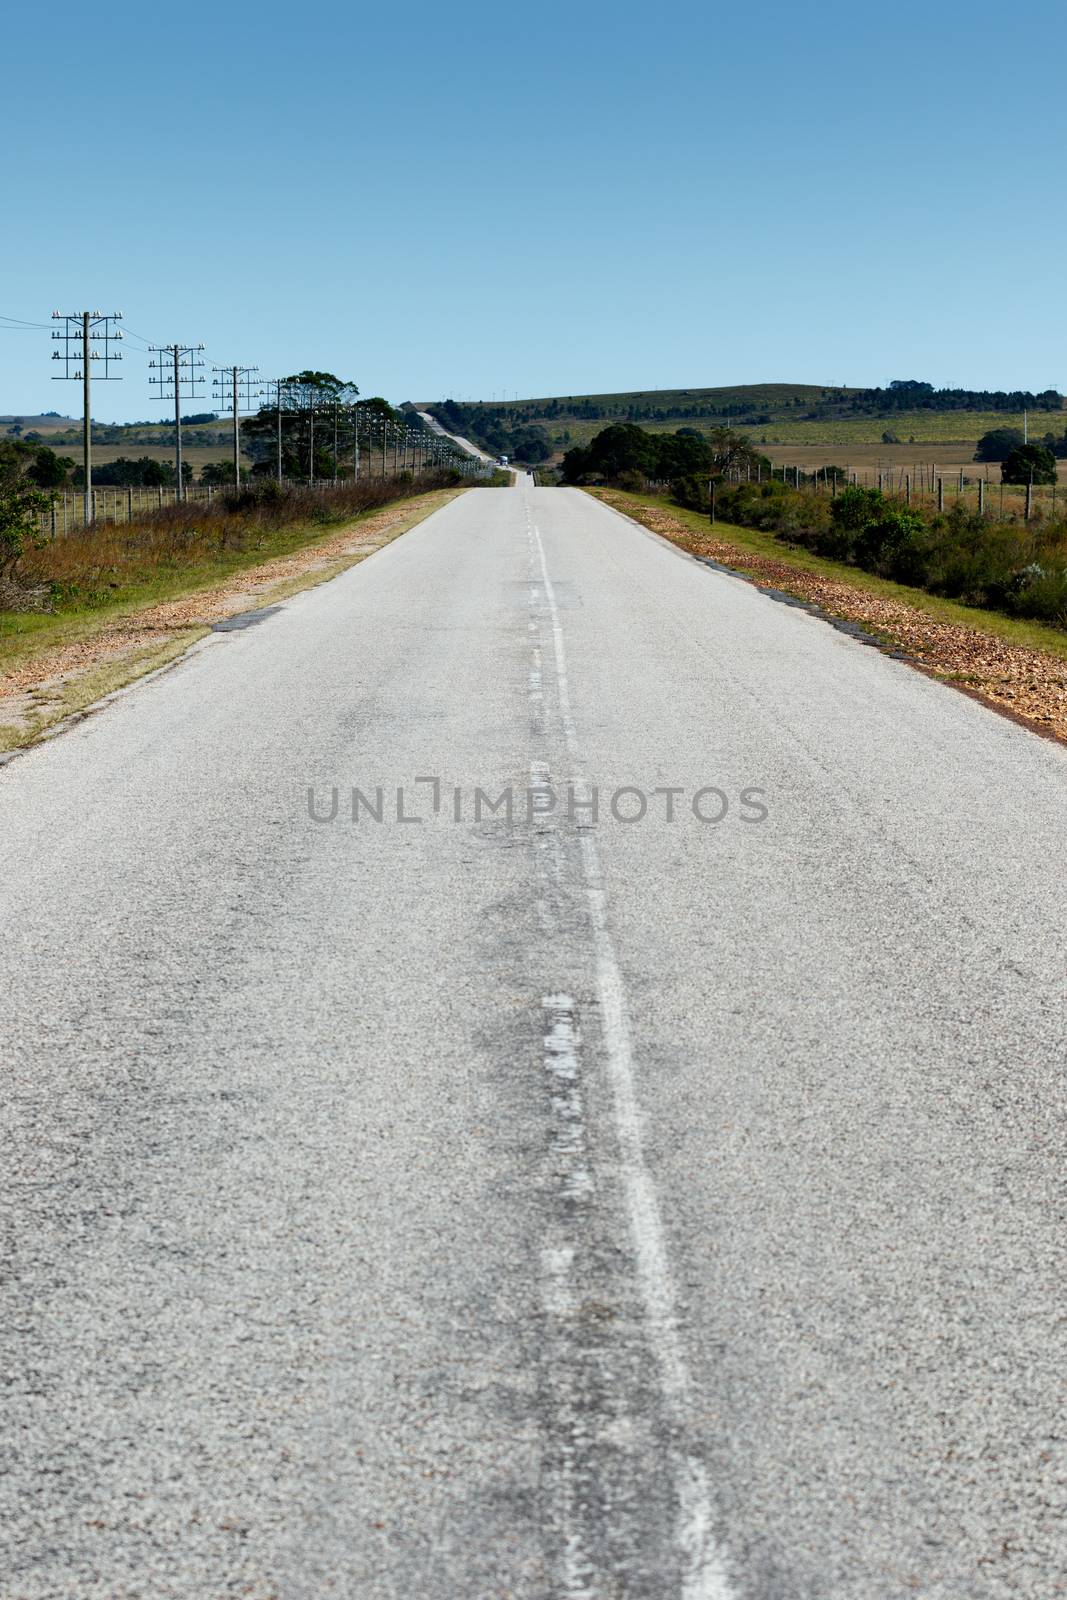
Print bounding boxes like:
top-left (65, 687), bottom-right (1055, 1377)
top-left (148, 342), bottom-right (205, 500)
top-left (212, 365), bottom-right (261, 485)
top-left (50, 311), bottom-right (124, 526)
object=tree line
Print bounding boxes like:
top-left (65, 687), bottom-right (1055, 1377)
top-left (560, 423), bottom-right (767, 494)
top-left (564, 421), bottom-right (1062, 493)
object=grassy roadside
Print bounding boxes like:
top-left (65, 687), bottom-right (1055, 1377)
top-left (0, 486), bottom-right (465, 752)
top-left (586, 488), bottom-right (1067, 740)
top-left (1, 486), bottom-right (455, 668)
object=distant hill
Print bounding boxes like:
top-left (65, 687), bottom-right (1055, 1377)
top-left (426, 383), bottom-right (1067, 458)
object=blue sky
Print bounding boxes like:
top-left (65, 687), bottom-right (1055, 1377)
top-left (2, 0), bottom-right (1065, 419)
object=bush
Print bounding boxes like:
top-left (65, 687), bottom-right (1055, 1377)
top-left (1002, 443), bottom-right (1056, 485)
top-left (855, 507), bottom-right (925, 577)
top-left (670, 474), bottom-right (707, 512)
top-left (975, 427), bottom-right (1024, 462)
top-left (1005, 564), bottom-right (1067, 621)
top-left (220, 478), bottom-right (286, 513)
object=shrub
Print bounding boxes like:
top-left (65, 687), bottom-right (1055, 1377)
top-left (669, 474), bottom-right (707, 511)
top-left (975, 427), bottom-right (1024, 462)
top-left (1005, 564), bottom-right (1067, 622)
top-left (1002, 443), bottom-right (1056, 486)
top-left (220, 478), bottom-right (286, 514)
top-left (855, 507), bottom-right (926, 577)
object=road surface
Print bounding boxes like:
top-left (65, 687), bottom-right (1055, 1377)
top-left (2, 479), bottom-right (1065, 1599)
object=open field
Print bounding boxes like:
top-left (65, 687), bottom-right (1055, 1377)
top-left (3, 417), bottom-right (239, 477)
top-left (36, 442), bottom-right (243, 472)
top-left (762, 441), bottom-right (1067, 484)
top-left (427, 387), bottom-right (1067, 480)
top-left (543, 410), bottom-right (1064, 452)
top-left (738, 411), bottom-right (1065, 445)
top-left (433, 387), bottom-right (1065, 437)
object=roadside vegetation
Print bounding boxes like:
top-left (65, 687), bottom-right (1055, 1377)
top-left (0, 470), bottom-right (466, 659)
top-left (563, 423), bottom-right (1067, 631)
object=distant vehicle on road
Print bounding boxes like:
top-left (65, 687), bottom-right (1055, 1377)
top-left (499, 454), bottom-right (509, 467)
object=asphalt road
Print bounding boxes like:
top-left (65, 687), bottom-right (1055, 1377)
top-left (415, 410), bottom-right (496, 463)
top-left (2, 479), bottom-right (1065, 1600)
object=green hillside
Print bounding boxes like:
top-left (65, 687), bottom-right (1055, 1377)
top-left (428, 382), bottom-right (1067, 459)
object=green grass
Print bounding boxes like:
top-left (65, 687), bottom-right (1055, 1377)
top-left (598, 490), bottom-right (1067, 664)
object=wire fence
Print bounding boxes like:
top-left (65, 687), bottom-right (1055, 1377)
top-left (755, 462), bottom-right (1066, 522)
top-left (36, 455), bottom-right (492, 539)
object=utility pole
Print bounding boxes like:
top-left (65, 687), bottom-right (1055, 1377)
top-left (211, 365), bottom-right (260, 485)
top-left (264, 380), bottom-right (291, 482)
top-left (148, 342), bottom-right (204, 500)
top-left (51, 310), bottom-right (123, 525)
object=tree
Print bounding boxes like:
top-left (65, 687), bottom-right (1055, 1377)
top-left (561, 423), bottom-right (768, 488)
top-left (27, 446), bottom-right (72, 488)
top-left (1001, 443), bottom-right (1056, 485)
top-left (0, 443), bottom-right (50, 585)
top-left (559, 443), bottom-right (593, 482)
top-left (580, 423), bottom-right (657, 481)
top-left (242, 370), bottom-right (361, 480)
top-left (71, 456), bottom-right (178, 487)
top-left (509, 425), bottom-right (552, 463)
top-left (705, 428), bottom-right (767, 481)
top-left (974, 427), bottom-right (1024, 462)
top-left (655, 430), bottom-right (712, 480)
top-left (200, 460), bottom-right (237, 485)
